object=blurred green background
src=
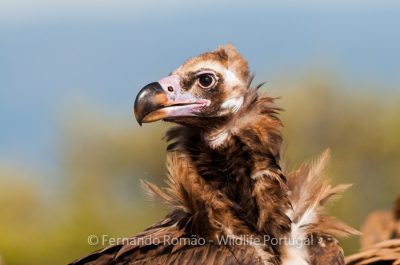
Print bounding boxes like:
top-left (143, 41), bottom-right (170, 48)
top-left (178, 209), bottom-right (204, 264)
top-left (1, 1), bottom-right (400, 264)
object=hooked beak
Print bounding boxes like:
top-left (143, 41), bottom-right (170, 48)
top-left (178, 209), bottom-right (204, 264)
top-left (134, 75), bottom-right (210, 125)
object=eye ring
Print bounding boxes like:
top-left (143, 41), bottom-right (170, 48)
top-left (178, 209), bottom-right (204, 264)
top-left (197, 73), bottom-right (216, 89)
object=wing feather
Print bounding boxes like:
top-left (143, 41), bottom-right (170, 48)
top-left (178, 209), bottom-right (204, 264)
top-left (345, 239), bottom-right (400, 265)
top-left (283, 150), bottom-right (359, 265)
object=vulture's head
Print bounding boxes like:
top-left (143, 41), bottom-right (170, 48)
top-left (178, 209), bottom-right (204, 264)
top-left (134, 44), bottom-right (251, 127)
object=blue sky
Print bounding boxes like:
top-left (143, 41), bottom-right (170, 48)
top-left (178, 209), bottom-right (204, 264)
top-left (0, 0), bottom-right (399, 176)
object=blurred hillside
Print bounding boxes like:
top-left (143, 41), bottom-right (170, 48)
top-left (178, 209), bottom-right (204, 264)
top-left (0, 73), bottom-right (399, 264)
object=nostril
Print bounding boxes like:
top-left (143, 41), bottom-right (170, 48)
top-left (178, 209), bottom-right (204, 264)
top-left (167, 86), bottom-right (174, 92)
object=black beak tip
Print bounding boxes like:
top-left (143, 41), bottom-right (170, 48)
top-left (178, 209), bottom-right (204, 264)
top-left (134, 82), bottom-right (164, 126)
top-left (133, 108), bottom-right (144, 126)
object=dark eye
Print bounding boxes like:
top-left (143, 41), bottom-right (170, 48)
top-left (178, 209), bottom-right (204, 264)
top-left (197, 74), bottom-right (216, 88)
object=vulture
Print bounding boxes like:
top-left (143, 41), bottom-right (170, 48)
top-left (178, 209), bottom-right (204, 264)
top-left (70, 44), bottom-right (358, 265)
top-left (345, 196), bottom-right (400, 265)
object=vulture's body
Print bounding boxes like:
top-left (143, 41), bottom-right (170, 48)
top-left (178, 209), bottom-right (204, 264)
top-left (70, 45), bottom-right (357, 265)
top-left (360, 196), bottom-right (400, 249)
top-left (345, 197), bottom-right (400, 265)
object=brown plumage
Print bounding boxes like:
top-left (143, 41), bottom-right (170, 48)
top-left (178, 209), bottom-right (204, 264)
top-left (70, 45), bottom-right (357, 265)
top-left (360, 196), bottom-right (400, 249)
top-left (345, 239), bottom-right (400, 265)
top-left (345, 196), bottom-right (400, 265)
